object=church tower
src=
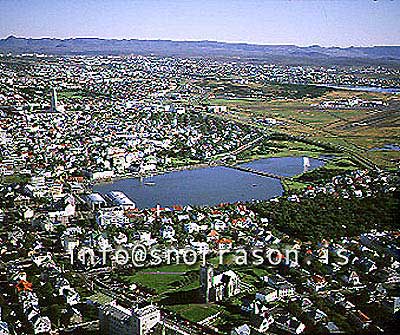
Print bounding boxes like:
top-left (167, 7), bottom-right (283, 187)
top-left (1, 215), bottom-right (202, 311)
top-left (200, 263), bottom-right (214, 303)
top-left (51, 87), bottom-right (58, 112)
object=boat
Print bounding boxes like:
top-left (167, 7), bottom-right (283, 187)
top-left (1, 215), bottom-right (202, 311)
top-left (144, 181), bottom-right (156, 186)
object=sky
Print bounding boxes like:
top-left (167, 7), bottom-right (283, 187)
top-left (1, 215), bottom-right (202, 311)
top-left (1, 0), bottom-right (399, 47)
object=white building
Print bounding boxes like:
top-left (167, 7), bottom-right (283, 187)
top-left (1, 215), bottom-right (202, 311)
top-left (209, 105), bottom-right (227, 113)
top-left (190, 241), bottom-right (210, 254)
top-left (90, 170), bottom-right (115, 181)
top-left (107, 191), bottom-right (136, 209)
top-left (231, 324), bottom-right (251, 335)
top-left (307, 275), bottom-right (328, 292)
top-left (96, 207), bottom-right (129, 228)
top-left (275, 313), bottom-right (305, 334)
top-left (262, 274), bottom-right (295, 298)
top-left (160, 225), bottom-right (175, 240)
top-left (256, 287), bottom-right (278, 303)
top-left (184, 221), bottom-right (200, 234)
top-left (99, 301), bottom-right (160, 335)
top-left (25, 176), bottom-right (47, 197)
top-left (61, 235), bottom-right (80, 253)
top-left (86, 193), bottom-right (107, 210)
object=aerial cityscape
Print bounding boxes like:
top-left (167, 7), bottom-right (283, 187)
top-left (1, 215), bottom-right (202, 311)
top-left (0, 1), bottom-right (399, 334)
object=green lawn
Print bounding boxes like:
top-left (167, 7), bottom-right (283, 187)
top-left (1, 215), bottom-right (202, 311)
top-left (87, 292), bottom-right (114, 304)
top-left (58, 90), bottom-right (85, 99)
top-left (122, 262), bottom-right (200, 295)
top-left (283, 179), bottom-right (308, 193)
top-left (166, 304), bottom-right (221, 323)
top-left (124, 273), bottom-right (186, 295)
top-left (120, 255), bottom-right (237, 295)
top-left (323, 157), bottom-right (359, 170)
top-left (236, 138), bottom-right (337, 162)
top-left (170, 157), bottom-right (201, 167)
top-left (208, 98), bottom-right (261, 105)
top-left (0, 173), bottom-right (30, 185)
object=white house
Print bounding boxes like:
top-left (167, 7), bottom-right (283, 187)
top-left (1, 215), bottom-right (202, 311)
top-left (184, 222), bottom-right (200, 234)
top-left (307, 275), bottom-right (328, 292)
top-left (231, 324), bottom-right (251, 335)
top-left (190, 241), bottom-right (210, 254)
top-left (275, 313), bottom-right (305, 334)
top-left (256, 287), bottom-right (278, 303)
top-left (32, 316), bottom-right (52, 335)
top-left (160, 225), bottom-right (175, 240)
top-left (212, 219), bottom-right (227, 231)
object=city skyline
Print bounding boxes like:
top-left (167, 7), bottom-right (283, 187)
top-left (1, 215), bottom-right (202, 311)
top-left (1, 0), bottom-right (400, 47)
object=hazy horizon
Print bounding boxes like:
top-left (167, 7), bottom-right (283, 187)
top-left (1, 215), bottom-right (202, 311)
top-left (1, 0), bottom-right (399, 48)
top-left (2, 35), bottom-right (400, 49)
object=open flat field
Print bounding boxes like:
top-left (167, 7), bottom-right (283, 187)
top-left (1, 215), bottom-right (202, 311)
top-left (206, 83), bottom-right (400, 169)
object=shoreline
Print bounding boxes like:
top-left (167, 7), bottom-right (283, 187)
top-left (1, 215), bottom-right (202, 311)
top-left (90, 153), bottom-right (333, 188)
top-left (90, 162), bottom-right (213, 186)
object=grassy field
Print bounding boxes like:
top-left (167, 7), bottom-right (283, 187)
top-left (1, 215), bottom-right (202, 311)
top-left (162, 266), bottom-right (270, 324)
top-left (0, 174), bottom-right (30, 185)
top-left (281, 157), bottom-right (359, 192)
top-left (120, 255), bottom-right (236, 296)
top-left (170, 157), bottom-right (201, 167)
top-left (122, 263), bottom-right (199, 295)
top-left (166, 304), bottom-right (221, 322)
top-left (204, 84), bottom-right (400, 169)
top-left (119, 255), bottom-right (244, 323)
top-left (120, 257), bottom-right (286, 325)
top-left (87, 292), bottom-right (114, 304)
top-left (58, 90), bottom-right (85, 99)
top-left (236, 139), bottom-right (339, 163)
top-left (209, 98), bottom-right (261, 105)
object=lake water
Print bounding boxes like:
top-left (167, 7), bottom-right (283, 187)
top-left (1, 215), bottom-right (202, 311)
top-left (316, 84), bottom-right (400, 94)
top-left (239, 157), bottom-right (325, 177)
top-left (370, 144), bottom-right (400, 151)
top-left (94, 157), bottom-right (325, 208)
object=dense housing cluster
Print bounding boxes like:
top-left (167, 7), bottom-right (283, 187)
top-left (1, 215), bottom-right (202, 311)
top-left (0, 54), bottom-right (399, 335)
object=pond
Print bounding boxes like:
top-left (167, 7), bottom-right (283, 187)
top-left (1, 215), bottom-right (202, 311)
top-left (239, 156), bottom-right (325, 177)
top-left (94, 156), bottom-right (325, 208)
top-left (369, 144), bottom-right (400, 151)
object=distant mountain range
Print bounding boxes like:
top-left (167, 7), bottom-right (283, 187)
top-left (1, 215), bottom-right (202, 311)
top-left (1, 36), bottom-right (400, 65)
